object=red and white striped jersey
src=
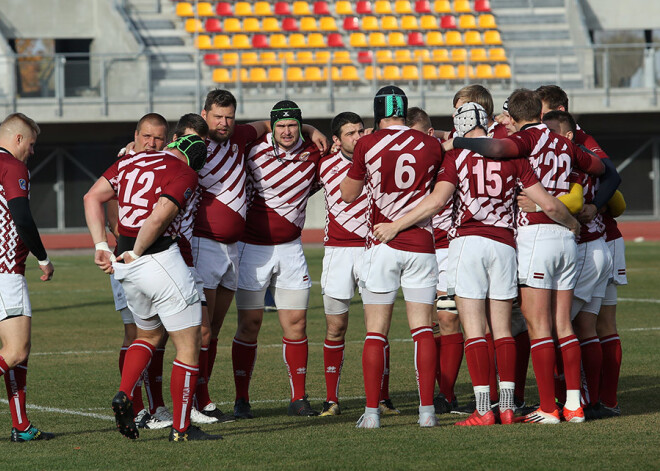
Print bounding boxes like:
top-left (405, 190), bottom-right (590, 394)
top-left (347, 125), bottom-right (443, 254)
top-left (488, 121), bottom-right (509, 138)
top-left (103, 150), bottom-right (199, 241)
top-left (439, 147), bottom-right (539, 248)
top-left (432, 203), bottom-right (453, 249)
top-left (318, 151), bottom-right (368, 247)
top-left (0, 150), bottom-right (30, 274)
top-left (507, 124), bottom-right (597, 228)
top-left (193, 124), bottom-right (258, 244)
top-left (177, 187), bottom-right (202, 266)
top-left (242, 133), bottom-right (321, 245)
top-left (571, 170), bottom-right (605, 243)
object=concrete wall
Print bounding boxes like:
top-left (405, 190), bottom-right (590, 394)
top-left (581, 0), bottom-right (660, 31)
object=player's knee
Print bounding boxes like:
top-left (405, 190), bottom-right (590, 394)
top-left (326, 322), bottom-right (347, 341)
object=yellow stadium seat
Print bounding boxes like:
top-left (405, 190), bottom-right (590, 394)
top-left (176, 2), bottom-right (194, 17)
top-left (197, 2), bottom-right (214, 16)
top-left (465, 30), bottom-right (483, 45)
top-left (382, 16), bottom-right (399, 30)
top-left (308, 33), bottom-right (326, 48)
top-left (315, 50), bottom-right (331, 64)
top-left (383, 65), bottom-right (401, 81)
top-left (458, 14), bottom-right (477, 29)
top-left (214, 35), bottom-right (231, 49)
top-left (350, 33), bottom-right (368, 47)
top-left (290, 34), bottom-right (307, 48)
top-left (388, 32), bottom-right (406, 46)
top-left (195, 35), bottom-right (212, 49)
top-left (234, 2), bottom-right (253, 15)
top-left (362, 16), bottom-right (379, 31)
top-left (420, 15), bottom-right (439, 29)
top-left (478, 14), bottom-right (497, 29)
top-left (369, 33), bottom-right (387, 47)
top-left (438, 64), bottom-right (457, 79)
top-left (395, 0), bottom-right (413, 13)
top-left (281, 51), bottom-right (296, 64)
top-left (293, 1), bottom-right (312, 15)
top-left (263, 18), bottom-right (281, 32)
top-left (243, 18), bottom-right (261, 33)
top-left (450, 48), bottom-right (467, 62)
top-left (426, 31), bottom-right (444, 46)
top-left (335, 0), bottom-right (354, 14)
top-left (453, 0), bottom-right (472, 13)
top-left (413, 49), bottom-right (431, 62)
top-left (250, 67), bottom-right (269, 83)
top-left (270, 34), bottom-right (288, 48)
top-left (241, 52), bottom-right (259, 65)
top-left (376, 50), bottom-right (394, 63)
top-left (232, 35), bottom-right (251, 49)
top-left (269, 68), bottom-right (284, 83)
top-left (305, 66), bottom-right (326, 81)
top-left (457, 64), bottom-right (474, 78)
top-left (332, 51), bottom-right (352, 64)
top-left (365, 66), bottom-right (383, 80)
top-left (239, 68), bottom-right (250, 84)
top-left (374, 0), bottom-right (393, 14)
top-left (395, 49), bottom-right (413, 63)
top-left (484, 30), bottom-right (502, 45)
top-left (432, 48), bottom-right (450, 61)
top-left (475, 64), bottom-right (494, 79)
top-left (340, 65), bottom-right (360, 81)
top-left (295, 51), bottom-right (315, 65)
top-left (223, 18), bottom-right (242, 33)
top-left (255, 2), bottom-right (274, 15)
top-left (185, 19), bottom-right (203, 33)
top-left (287, 67), bottom-right (305, 82)
top-left (260, 51), bottom-right (280, 66)
top-left (320, 17), bottom-right (338, 31)
top-left (401, 16), bottom-right (420, 30)
top-left (402, 65), bottom-right (419, 80)
top-left (445, 30), bottom-right (463, 46)
top-left (433, 0), bottom-right (451, 13)
top-left (422, 64), bottom-right (439, 79)
top-left (494, 63), bottom-right (511, 79)
top-left (212, 68), bottom-right (234, 83)
top-left (488, 47), bottom-right (507, 62)
top-left (301, 17), bottom-right (318, 31)
top-left (470, 48), bottom-right (488, 61)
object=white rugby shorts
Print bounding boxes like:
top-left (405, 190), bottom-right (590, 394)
top-left (321, 246), bottom-right (364, 300)
top-left (188, 266), bottom-right (206, 303)
top-left (237, 238), bottom-right (312, 291)
top-left (607, 237), bottom-right (627, 286)
top-left (517, 224), bottom-right (578, 290)
top-left (360, 243), bottom-right (438, 293)
top-left (447, 236), bottom-right (518, 300)
top-left (435, 248), bottom-right (449, 293)
top-left (112, 244), bottom-right (200, 321)
top-left (572, 237), bottom-right (613, 304)
top-left (191, 236), bottom-right (239, 291)
top-left (0, 273), bottom-right (31, 321)
top-left (110, 274), bottom-right (128, 312)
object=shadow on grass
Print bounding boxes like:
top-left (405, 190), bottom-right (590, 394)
top-left (32, 300), bottom-right (112, 313)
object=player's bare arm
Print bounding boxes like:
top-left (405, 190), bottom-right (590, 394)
top-left (83, 177), bottom-right (117, 274)
top-left (339, 176), bottom-right (364, 203)
top-left (522, 182), bottom-right (580, 236)
top-left (302, 124), bottom-right (330, 155)
top-left (373, 181), bottom-right (456, 244)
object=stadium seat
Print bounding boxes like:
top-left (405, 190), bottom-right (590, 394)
top-left (478, 14), bottom-right (497, 29)
top-left (204, 53), bottom-right (221, 66)
top-left (339, 65), bottom-right (360, 81)
top-left (214, 35), bottom-right (231, 49)
top-left (234, 2), bottom-right (252, 16)
top-left (308, 33), bottom-right (326, 48)
top-left (244, 18), bottom-right (261, 33)
top-left (314, 1), bottom-right (331, 14)
top-left (197, 2), bottom-right (214, 16)
top-left (232, 35), bottom-right (251, 49)
top-left (263, 18), bottom-right (281, 32)
top-left (239, 68), bottom-right (249, 84)
top-left (358, 51), bottom-right (374, 63)
top-left (185, 19), bottom-right (203, 33)
top-left (282, 18), bottom-right (299, 32)
top-left (441, 15), bottom-right (457, 28)
top-left (383, 65), bottom-right (402, 81)
top-left (432, 48), bottom-right (450, 61)
top-left (260, 51), bottom-right (279, 65)
top-left (196, 35), bottom-right (212, 49)
top-left (445, 31), bottom-right (463, 46)
top-left (395, 0), bottom-right (413, 13)
top-left (212, 68), bottom-right (234, 84)
top-left (457, 64), bottom-right (474, 78)
top-left (301, 17), bottom-right (318, 31)
top-left (475, 64), bottom-right (494, 79)
top-left (293, 1), bottom-right (312, 15)
top-left (320, 17), bottom-right (338, 31)
top-left (223, 18), bottom-right (242, 33)
top-left (415, 1), bottom-right (432, 13)
top-left (328, 33), bottom-right (345, 47)
top-left (469, 48), bottom-right (488, 61)
top-left (336, 1), bottom-right (354, 14)
top-left (356, 1), bottom-right (373, 14)
top-left (426, 31), bottom-right (444, 46)
top-left (255, 2), bottom-right (274, 16)
top-left (281, 51), bottom-right (296, 64)
top-left (420, 15), bottom-right (439, 30)
top-left (494, 63), bottom-right (511, 79)
top-left (343, 17), bottom-right (359, 30)
top-left (402, 65), bottom-right (419, 80)
top-left (365, 65), bottom-right (382, 80)
top-left (290, 34), bottom-right (307, 48)
top-left (305, 66), bottom-right (326, 81)
top-left (422, 64), bottom-right (438, 79)
top-left (215, 2), bottom-right (232, 16)
top-left (175, 2), bottom-right (193, 17)
top-left (408, 32), bottom-right (425, 46)
top-left (274, 2), bottom-right (292, 15)
top-left (376, 50), bottom-right (394, 63)
top-left (204, 18), bottom-right (222, 33)
top-left (382, 16), bottom-right (399, 30)
top-left (488, 48), bottom-right (507, 61)
top-left (350, 33), bottom-right (368, 48)
top-left (242, 52), bottom-right (259, 65)
top-left (465, 31), bottom-right (483, 45)
top-left (374, 1), bottom-right (393, 14)
top-left (434, 0), bottom-right (451, 13)
top-left (450, 48), bottom-right (467, 62)
top-left (362, 16), bottom-right (380, 31)
top-left (413, 49), bottom-right (431, 61)
top-left (295, 51), bottom-right (315, 65)
top-left (395, 49), bottom-right (413, 63)
top-left (369, 32), bottom-right (388, 48)
top-left (270, 34), bottom-right (288, 48)
top-left (315, 50), bottom-right (331, 64)
top-left (287, 67), bottom-right (305, 82)
top-left (474, 0), bottom-right (491, 12)
top-left (453, 0), bottom-right (472, 13)
top-left (458, 14), bottom-right (477, 29)
top-left (252, 34), bottom-right (269, 48)
top-left (333, 50), bottom-right (352, 64)
top-left (439, 64), bottom-right (457, 79)
top-left (386, 32), bottom-right (404, 46)
top-left (484, 30), bottom-right (502, 45)
top-left (250, 68), bottom-right (269, 83)
top-left (401, 16), bottom-right (419, 30)
top-left (269, 68), bottom-right (284, 83)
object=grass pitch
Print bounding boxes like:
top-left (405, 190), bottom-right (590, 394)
top-left (0, 243), bottom-right (659, 470)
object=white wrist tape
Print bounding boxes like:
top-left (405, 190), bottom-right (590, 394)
top-left (128, 250), bottom-right (140, 260)
top-left (95, 242), bottom-right (111, 252)
top-left (535, 204), bottom-right (542, 213)
top-left (38, 258), bottom-right (50, 266)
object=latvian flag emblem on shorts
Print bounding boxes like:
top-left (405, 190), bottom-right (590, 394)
top-left (618, 269), bottom-right (626, 276)
top-left (533, 272), bottom-right (545, 280)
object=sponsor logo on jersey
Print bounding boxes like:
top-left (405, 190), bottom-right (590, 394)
top-left (299, 152), bottom-right (310, 162)
top-left (232, 143), bottom-right (238, 153)
top-left (18, 179), bottom-right (27, 190)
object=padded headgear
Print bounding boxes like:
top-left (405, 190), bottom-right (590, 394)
top-left (502, 98), bottom-right (509, 112)
top-left (374, 85), bottom-right (408, 125)
top-left (453, 102), bottom-right (489, 138)
top-left (166, 134), bottom-right (207, 172)
top-left (271, 100), bottom-right (303, 131)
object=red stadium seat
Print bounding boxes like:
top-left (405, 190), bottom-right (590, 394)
top-left (274, 2), bottom-right (292, 15)
top-left (408, 32), bottom-right (425, 46)
top-left (358, 50), bottom-right (374, 63)
top-left (282, 18), bottom-right (299, 31)
top-left (204, 53), bottom-right (221, 66)
top-left (215, 2), bottom-right (232, 16)
top-left (415, 0), bottom-right (432, 13)
top-left (328, 33), bottom-right (345, 47)
top-left (474, 0), bottom-right (491, 12)
top-left (252, 35), bottom-right (269, 49)
top-left (356, 1), bottom-right (373, 14)
top-left (343, 17), bottom-right (359, 30)
top-left (440, 15), bottom-right (457, 28)
top-left (314, 1), bottom-right (331, 14)
top-left (204, 18), bottom-right (222, 33)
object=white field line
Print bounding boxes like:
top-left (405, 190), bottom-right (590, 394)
top-left (618, 297), bottom-right (660, 304)
top-left (0, 399), bottom-right (114, 421)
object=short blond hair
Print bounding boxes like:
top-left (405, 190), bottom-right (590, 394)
top-left (1, 112), bottom-right (41, 136)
